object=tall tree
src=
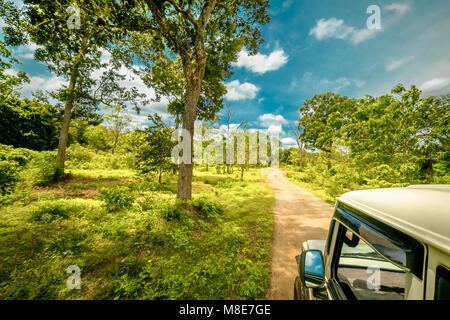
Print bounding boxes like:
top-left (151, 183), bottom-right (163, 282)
top-left (103, 105), bottom-right (132, 154)
top-left (288, 125), bottom-right (304, 167)
top-left (99, 0), bottom-right (270, 200)
top-left (299, 93), bottom-right (355, 170)
top-left (136, 113), bottom-right (177, 183)
top-left (2, 0), bottom-right (143, 172)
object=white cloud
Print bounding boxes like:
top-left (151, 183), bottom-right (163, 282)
top-left (386, 56), bottom-right (415, 71)
top-left (267, 124), bottom-right (283, 136)
top-left (233, 48), bottom-right (289, 74)
top-left (385, 3), bottom-right (411, 15)
top-left (258, 114), bottom-right (288, 127)
top-left (225, 80), bottom-right (259, 101)
top-left (309, 18), bottom-right (379, 44)
top-left (16, 43), bottom-right (41, 60)
top-left (419, 78), bottom-right (450, 96)
top-left (10, 72), bottom-right (66, 96)
top-left (281, 137), bottom-right (298, 148)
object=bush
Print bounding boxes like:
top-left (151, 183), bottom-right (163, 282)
top-left (191, 198), bottom-right (224, 220)
top-left (30, 202), bottom-right (70, 221)
top-left (23, 152), bottom-right (63, 186)
top-left (84, 125), bottom-right (111, 152)
top-left (100, 188), bottom-right (134, 212)
top-left (163, 206), bottom-right (186, 222)
top-left (66, 143), bottom-right (93, 165)
top-left (0, 144), bottom-right (36, 166)
top-left (0, 160), bottom-right (19, 195)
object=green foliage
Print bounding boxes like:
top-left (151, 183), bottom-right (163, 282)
top-left (297, 85), bottom-right (449, 184)
top-left (0, 98), bottom-right (61, 151)
top-left (22, 152), bottom-right (63, 186)
top-left (0, 38), bottom-right (29, 99)
top-left (0, 144), bottom-right (38, 194)
top-left (0, 165), bottom-right (274, 300)
top-left (84, 125), bottom-right (111, 153)
top-left (100, 188), bottom-right (135, 213)
top-left (163, 205), bottom-right (186, 222)
top-left (0, 160), bottom-right (18, 195)
top-left (30, 202), bottom-right (70, 222)
top-left (191, 198), bottom-right (224, 219)
top-left (66, 143), bottom-right (93, 164)
top-left (136, 114), bottom-right (177, 183)
top-left (103, 105), bottom-right (132, 154)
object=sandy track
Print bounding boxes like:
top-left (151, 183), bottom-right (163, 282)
top-left (265, 169), bottom-right (334, 300)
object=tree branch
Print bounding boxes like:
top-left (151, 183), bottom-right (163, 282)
top-left (166, 0), bottom-right (197, 26)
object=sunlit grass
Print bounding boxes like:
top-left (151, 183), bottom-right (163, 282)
top-left (0, 164), bottom-right (275, 300)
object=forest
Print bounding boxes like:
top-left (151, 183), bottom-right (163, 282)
top-left (0, 0), bottom-right (448, 300)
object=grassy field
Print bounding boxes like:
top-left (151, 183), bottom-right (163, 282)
top-left (0, 166), bottom-right (274, 300)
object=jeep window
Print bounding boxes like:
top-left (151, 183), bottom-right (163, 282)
top-left (435, 266), bottom-right (450, 300)
top-left (336, 227), bottom-right (406, 300)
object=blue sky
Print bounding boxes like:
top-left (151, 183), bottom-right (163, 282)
top-left (2, 0), bottom-right (450, 147)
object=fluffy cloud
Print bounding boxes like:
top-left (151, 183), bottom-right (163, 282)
top-left (5, 68), bottom-right (66, 96)
top-left (309, 18), bottom-right (379, 44)
top-left (385, 3), bottom-right (411, 15)
top-left (225, 80), bottom-right (259, 101)
top-left (281, 137), bottom-right (298, 148)
top-left (267, 124), bottom-right (283, 136)
top-left (15, 43), bottom-right (41, 60)
top-left (258, 114), bottom-right (288, 127)
top-left (233, 49), bottom-right (288, 74)
top-left (419, 78), bottom-right (450, 96)
top-left (386, 56), bottom-right (415, 71)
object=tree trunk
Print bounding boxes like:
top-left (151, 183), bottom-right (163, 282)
top-left (297, 140), bottom-right (304, 168)
top-left (175, 113), bottom-right (180, 130)
top-left (55, 36), bottom-right (88, 172)
top-left (205, 163), bottom-right (208, 172)
top-left (112, 133), bottom-right (119, 155)
top-left (241, 165), bottom-right (244, 181)
top-left (56, 98), bottom-right (74, 170)
top-left (159, 168), bottom-right (162, 184)
top-left (177, 73), bottom-right (203, 200)
top-left (421, 159), bottom-right (434, 180)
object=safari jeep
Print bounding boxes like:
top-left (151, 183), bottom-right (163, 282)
top-left (294, 185), bottom-right (450, 300)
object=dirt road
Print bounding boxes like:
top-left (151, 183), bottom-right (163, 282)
top-left (265, 169), bottom-right (334, 300)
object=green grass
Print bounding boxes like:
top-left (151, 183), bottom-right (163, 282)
top-left (282, 163), bottom-right (450, 205)
top-left (0, 166), bottom-right (274, 300)
top-left (282, 167), bottom-right (337, 204)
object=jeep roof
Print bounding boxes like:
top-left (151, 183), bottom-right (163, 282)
top-left (336, 185), bottom-right (450, 255)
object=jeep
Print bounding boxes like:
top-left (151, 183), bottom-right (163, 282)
top-left (294, 185), bottom-right (450, 300)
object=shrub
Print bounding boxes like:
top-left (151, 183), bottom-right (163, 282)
top-left (163, 206), bottom-right (186, 222)
top-left (0, 160), bottom-right (19, 195)
top-left (23, 152), bottom-right (63, 186)
top-left (30, 202), bottom-right (70, 221)
top-left (191, 198), bottom-right (224, 220)
top-left (100, 188), bottom-right (134, 212)
top-left (0, 145), bottom-right (38, 194)
top-left (66, 143), bottom-right (93, 165)
top-left (84, 125), bottom-right (111, 152)
top-left (0, 144), bottom-right (36, 166)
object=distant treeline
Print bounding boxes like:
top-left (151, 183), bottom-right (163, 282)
top-left (281, 84), bottom-right (449, 195)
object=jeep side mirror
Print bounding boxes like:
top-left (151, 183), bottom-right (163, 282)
top-left (299, 250), bottom-right (325, 289)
